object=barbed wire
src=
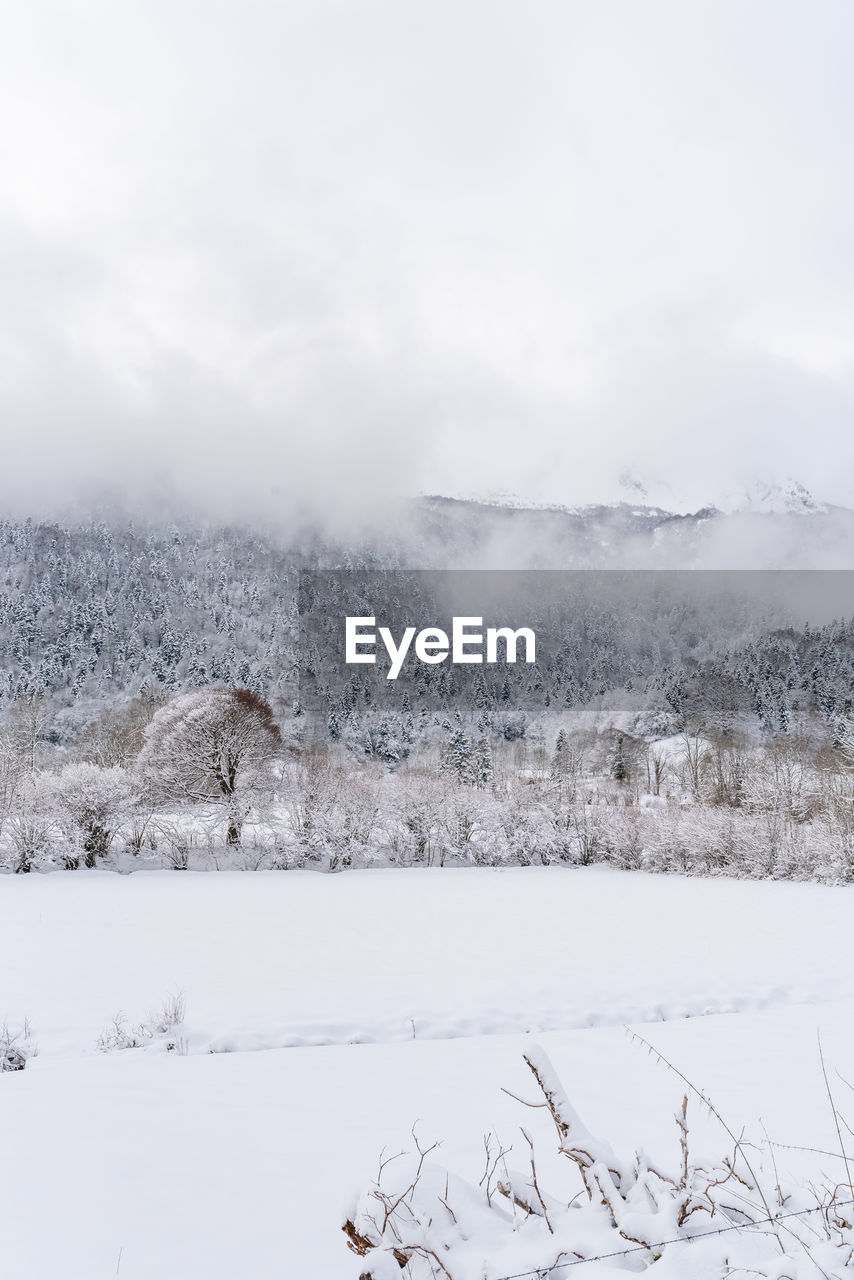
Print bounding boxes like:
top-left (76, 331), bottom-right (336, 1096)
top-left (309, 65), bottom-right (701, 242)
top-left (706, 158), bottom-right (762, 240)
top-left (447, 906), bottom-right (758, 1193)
top-left (488, 1195), bottom-right (854, 1280)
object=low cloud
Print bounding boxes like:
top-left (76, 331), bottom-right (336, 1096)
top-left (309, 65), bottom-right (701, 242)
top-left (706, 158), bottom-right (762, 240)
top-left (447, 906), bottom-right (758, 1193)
top-left (2, 1), bottom-right (854, 523)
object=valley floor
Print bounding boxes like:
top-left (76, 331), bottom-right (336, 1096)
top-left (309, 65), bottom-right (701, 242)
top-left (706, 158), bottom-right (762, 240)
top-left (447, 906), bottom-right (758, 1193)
top-left (1, 867), bottom-right (853, 1277)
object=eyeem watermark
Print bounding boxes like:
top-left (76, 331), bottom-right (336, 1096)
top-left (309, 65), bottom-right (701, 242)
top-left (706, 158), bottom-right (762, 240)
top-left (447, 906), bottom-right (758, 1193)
top-left (345, 616), bottom-right (537, 680)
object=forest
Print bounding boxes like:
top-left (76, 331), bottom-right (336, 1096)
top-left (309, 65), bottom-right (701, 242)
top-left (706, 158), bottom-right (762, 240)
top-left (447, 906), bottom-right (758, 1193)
top-left (3, 517), bottom-right (854, 883)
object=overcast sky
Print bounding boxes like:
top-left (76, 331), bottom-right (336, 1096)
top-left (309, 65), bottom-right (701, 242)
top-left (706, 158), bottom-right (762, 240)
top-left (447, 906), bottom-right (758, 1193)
top-left (2, 0), bottom-right (854, 520)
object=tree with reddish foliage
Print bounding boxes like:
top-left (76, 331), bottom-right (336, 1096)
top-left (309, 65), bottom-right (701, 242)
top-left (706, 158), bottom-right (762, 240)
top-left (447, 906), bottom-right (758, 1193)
top-left (137, 688), bottom-right (282, 845)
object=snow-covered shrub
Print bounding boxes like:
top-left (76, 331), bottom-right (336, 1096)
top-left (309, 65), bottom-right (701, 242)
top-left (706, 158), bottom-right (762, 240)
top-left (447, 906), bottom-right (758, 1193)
top-left (493, 782), bottom-right (571, 866)
top-left (283, 753), bottom-right (335, 866)
top-left (98, 993), bottom-right (186, 1054)
top-left (346, 1045), bottom-right (854, 1279)
top-left (319, 772), bottom-right (381, 870)
top-left (97, 1013), bottom-right (145, 1052)
top-left (609, 806), bottom-right (645, 869)
top-left (386, 776), bottom-right (446, 867)
top-left (53, 762), bottom-right (134, 867)
top-left (0, 1017), bottom-right (37, 1071)
top-left (3, 772), bottom-right (60, 872)
top-left (280, 755), bottom-right (377, 869)
top-left (156, 823), bottom-right (191, 870)
top-left (564, 792), bottom-right (610, 866)
top-left (143, 992), bottom-right (186, 1038)
top-left (438, 787), bottom-right (488, 865)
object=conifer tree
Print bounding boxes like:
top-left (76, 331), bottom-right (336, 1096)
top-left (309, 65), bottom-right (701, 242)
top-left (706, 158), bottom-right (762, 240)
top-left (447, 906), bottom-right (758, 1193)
top-left (610, 734), bottom-right (628, 782)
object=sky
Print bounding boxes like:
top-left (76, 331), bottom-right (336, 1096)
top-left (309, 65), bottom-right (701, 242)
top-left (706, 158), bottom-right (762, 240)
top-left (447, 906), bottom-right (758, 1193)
top-left (2, 0), bottom-right (854, 521)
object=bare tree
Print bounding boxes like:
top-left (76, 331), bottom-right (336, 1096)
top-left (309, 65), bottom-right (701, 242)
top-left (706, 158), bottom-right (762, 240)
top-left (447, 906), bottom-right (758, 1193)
top-left (76, 691), bottom-right (167, 769)
top-left (137, 688), bottom-right (282, 845)
top-left (0, 731), bottom-right (26, 842)
top-left (4, 693), bottom-right (51, 774)
top-left (646, 747), bottom-right (668, 797)
top-left (678, 723), bottom-right (707, 799)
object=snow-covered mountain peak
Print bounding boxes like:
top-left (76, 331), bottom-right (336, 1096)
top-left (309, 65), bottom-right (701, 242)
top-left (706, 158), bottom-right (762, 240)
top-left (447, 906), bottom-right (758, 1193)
top-left (723, 477), bottom-right (830, 516)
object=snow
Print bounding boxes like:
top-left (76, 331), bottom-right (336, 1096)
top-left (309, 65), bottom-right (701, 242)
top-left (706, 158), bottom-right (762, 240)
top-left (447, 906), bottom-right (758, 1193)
top-left (723, 477), bottom-right (830, 516)
top-left (1, 866), bottom-right (853, 1276)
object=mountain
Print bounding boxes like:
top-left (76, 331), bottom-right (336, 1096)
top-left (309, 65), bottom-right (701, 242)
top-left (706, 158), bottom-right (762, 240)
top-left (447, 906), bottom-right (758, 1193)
top-left (722, 477), bottom-right (831, 517)
top-left (3, 488), bottom-right (854, 733)
top-left (386, 489), bottom-right (854, 568)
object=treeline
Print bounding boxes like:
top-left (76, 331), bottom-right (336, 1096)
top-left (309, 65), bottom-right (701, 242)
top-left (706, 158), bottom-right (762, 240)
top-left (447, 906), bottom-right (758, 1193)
top-left (266, 728), bottom-right (854, 883)
top-left (2, 682), bottom-right (854, 884)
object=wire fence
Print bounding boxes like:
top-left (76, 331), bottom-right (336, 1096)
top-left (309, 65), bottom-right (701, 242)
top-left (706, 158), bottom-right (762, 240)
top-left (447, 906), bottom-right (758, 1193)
top-left (489, 1195), bottom-right (854, 1280)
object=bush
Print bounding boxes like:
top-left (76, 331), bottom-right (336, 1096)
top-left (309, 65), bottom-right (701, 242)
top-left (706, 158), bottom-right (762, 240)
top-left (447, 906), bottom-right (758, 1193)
top-left (346, 1044), bottom-right (854, 1279)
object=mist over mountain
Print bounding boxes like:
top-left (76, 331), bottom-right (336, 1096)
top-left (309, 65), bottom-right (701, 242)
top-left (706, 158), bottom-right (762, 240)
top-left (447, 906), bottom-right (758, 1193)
top-left (3, 485), bottom-right (854, 734)
top-left (385, 487), bottom-right (854, 569)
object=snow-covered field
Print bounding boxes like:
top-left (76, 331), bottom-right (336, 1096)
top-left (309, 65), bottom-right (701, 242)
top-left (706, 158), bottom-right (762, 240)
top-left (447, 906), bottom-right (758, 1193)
top-left (2, 867), bottom-right (853, 1277)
